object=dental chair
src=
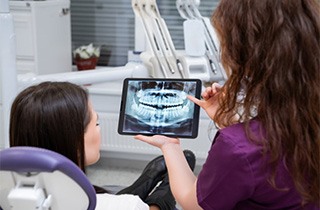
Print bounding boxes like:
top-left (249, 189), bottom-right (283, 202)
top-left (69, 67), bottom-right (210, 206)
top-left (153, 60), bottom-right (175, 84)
top-left (0, 146), bottom-right (96, 210)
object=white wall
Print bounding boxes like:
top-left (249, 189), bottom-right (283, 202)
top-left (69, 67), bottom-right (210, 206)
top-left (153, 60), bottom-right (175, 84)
top-left (0, 105), bottom-right (3, 148)
top-left (0, 21), bottom-right (17, 149)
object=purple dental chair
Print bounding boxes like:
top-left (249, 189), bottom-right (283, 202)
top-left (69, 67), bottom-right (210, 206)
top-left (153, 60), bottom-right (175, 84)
top-left (0, 147), bottom-right (96, 210)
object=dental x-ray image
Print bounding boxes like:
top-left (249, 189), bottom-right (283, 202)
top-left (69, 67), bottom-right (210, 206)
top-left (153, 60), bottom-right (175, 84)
top-left (118, 78), bottom-right (202, 138)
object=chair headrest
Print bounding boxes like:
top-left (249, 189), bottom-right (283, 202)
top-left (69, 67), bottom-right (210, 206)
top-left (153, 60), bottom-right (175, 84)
top-left (0, 146), bottom-right (96, 210)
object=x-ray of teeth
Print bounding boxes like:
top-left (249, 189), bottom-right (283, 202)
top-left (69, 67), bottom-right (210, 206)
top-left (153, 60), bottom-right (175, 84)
top-left (123, 80), bottom-right (197, 135)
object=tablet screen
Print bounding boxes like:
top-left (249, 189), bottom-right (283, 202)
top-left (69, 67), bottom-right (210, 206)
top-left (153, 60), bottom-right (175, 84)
top-left (118, 78), bottom-right (202, 138)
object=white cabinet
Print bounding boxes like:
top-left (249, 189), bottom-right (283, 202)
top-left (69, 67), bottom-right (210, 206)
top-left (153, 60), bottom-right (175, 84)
top-left (9, 0), bottom-right (72, 75)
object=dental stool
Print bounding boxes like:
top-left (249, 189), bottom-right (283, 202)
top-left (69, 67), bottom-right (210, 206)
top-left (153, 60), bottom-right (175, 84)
top-left (0, 147), bottom-right (96, 210)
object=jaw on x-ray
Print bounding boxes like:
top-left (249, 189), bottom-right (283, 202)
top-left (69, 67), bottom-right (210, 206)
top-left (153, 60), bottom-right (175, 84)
top-left (123, 80), bottom-right (198, 136)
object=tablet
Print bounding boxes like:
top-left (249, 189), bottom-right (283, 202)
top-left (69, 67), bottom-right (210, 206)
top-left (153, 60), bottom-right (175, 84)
top-left (118, 78), bottom-right (202, 138)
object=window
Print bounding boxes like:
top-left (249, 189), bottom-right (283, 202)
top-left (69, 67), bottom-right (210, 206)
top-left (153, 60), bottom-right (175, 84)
top-left (70, 0), bottom-right (219, 66)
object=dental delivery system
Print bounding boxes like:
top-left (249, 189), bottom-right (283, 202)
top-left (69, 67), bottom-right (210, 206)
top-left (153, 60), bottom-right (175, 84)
top-left (133, 0), bottom-right (227, 83)
top-left (176, 0), bottom-right (227, 82)
top-left (132, 0), bottom-right (185, 79)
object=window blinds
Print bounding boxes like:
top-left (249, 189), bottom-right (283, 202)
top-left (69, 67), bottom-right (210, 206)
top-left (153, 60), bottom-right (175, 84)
top-left (70, 0), bottom-right (219, 66)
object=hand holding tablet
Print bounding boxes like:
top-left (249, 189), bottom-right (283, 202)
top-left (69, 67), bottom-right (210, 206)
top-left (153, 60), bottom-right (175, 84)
top-left (118, 78), bottom-right (202, 138)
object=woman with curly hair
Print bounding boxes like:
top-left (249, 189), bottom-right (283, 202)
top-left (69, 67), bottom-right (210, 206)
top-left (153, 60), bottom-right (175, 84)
top-left (135, 0), bottom-right (320, 209)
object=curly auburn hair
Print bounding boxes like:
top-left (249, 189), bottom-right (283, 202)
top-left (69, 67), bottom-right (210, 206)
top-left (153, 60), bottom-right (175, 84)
top-left (211, 0), bottom-right (319, 205)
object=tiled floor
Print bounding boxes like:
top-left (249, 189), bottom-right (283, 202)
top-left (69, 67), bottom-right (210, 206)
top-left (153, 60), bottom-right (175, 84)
top-left (87, 163), bottom-right (142, 188)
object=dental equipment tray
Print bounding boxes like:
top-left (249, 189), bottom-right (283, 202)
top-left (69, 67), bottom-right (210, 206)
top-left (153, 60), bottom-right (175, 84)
top-left (118, 78), bottom-right (202, 138)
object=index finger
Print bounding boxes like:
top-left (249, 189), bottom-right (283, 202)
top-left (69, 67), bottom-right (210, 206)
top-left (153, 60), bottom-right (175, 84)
top-left (187, 95), bottom-right (206, 108)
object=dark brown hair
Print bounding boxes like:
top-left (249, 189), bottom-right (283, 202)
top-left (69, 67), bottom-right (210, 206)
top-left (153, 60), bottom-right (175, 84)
top-left (10, 81), bottom-right (91, 171)
top-left (211, 0), bottom-right (319, 205)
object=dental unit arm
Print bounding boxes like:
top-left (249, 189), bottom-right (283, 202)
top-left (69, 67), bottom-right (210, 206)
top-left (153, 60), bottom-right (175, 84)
top-left (16, 62), bottom-right (149, 91)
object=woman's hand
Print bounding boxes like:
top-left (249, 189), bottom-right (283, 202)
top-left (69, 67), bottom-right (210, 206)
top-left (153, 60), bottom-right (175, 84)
top-left (134, 135), bottom-right (180, 150)
top-left (135, 134), bottom-right (201, 210)
top-left (188, 83), bottom-right (222, 120)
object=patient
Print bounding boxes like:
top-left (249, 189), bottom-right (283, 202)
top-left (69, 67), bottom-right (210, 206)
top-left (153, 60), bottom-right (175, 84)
top-left (9, 81), bottom-right (195, 210)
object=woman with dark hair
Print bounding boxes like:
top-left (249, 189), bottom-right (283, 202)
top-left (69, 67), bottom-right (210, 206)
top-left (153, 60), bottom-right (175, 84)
top-left (10, 81), bottom-right (195, 210)
top-left (135, 0), bottom-right (320, 209)
top-left (10, 81), bottom-right (93, 171)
